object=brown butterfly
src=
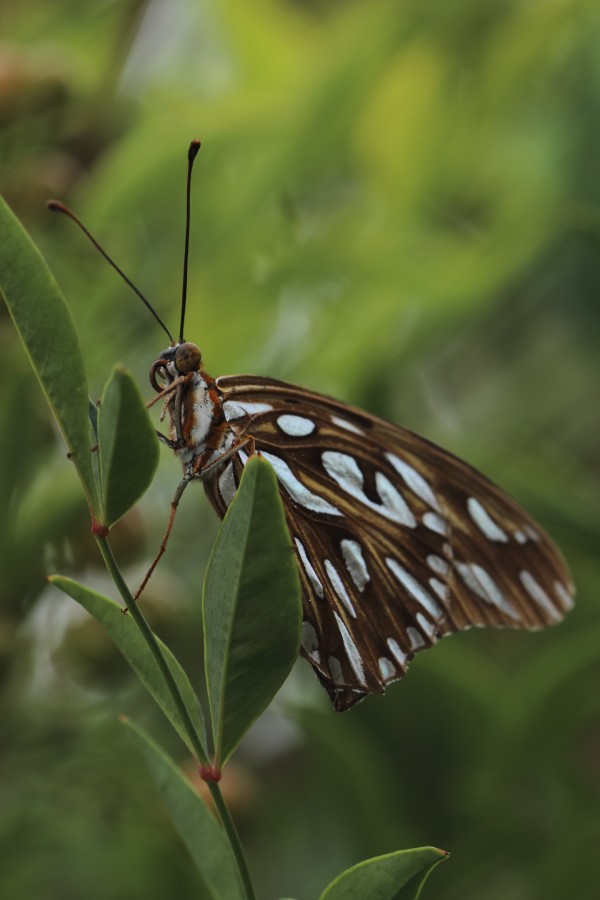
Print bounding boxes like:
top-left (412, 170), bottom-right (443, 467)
top-left (50, 141), bottom-right (575, 711)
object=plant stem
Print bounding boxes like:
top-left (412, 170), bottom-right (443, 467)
top-left (94, 535), bottom-right (257, 900)
top-left (209, 783), bottom-right (257, 900)
top-left (95, 536), bottom-right (209, 764)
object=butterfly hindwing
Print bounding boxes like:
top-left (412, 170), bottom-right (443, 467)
top-left (202, 375), bottom-right (574, 710)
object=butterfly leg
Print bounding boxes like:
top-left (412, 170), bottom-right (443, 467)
top-left (146, 372), bottom-right (195, 410)
top-left (152, 380), bottom-right (193, 448)
top-left (198, 434), bottom-right (256, 480)
top-left (134, 435), bottom-right (255, 600)
top-left (133, 474), bottom-right (193, 600)
top-left (155, 389), bottom-right (187, 448)
top-left (172, 381), bottom-right (187, 446)
top-left (156, 431), bottom-right (179, 448)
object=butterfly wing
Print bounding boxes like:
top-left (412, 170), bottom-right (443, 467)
top-left (204, 375), bottom-right (574, 710)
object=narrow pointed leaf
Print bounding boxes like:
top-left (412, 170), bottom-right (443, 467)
top-left (89, 398), bottom-right (99, 441)
top-left (51, 576), bottom-right (206, 756)
top-left (89, 402), bottom-right (103, 508)
top-left (0, 194), bottom-right (100, 515)
top-left (320, 847), bottom-right (449, 900)
top-left (98, 365), bottom-right (159, 527)
top-left (122, 717), bottom-right (243, 900)
top-left (203, 456), bottom-right (302, 766)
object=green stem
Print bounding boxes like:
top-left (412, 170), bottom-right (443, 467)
top-left (94, 535), bottom-right (257, 900)
top-left (95, 536), bottom-right (209, 764)
top-left (208, 782), bottom-right (257, 900)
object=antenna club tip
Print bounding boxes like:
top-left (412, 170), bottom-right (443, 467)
top-left (47, 199), bottom-right (65, 212)
top-left (188, 139), bottom-right (201, 162)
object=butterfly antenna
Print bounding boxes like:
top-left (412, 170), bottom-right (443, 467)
top-left (179, 139), bottom-right (201, 343)
top-left (47, 200), bottom-right (174, 344)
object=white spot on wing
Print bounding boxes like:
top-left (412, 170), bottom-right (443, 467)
top-left (277, 414), bottom-right (316, 437)
top-left (218, 462), bottom-right (236, 507)
top-left (386, 558), bottom-right (444, 619)
top-left (322, 450), bottom-right (362, 492)
top-left (322, 451), bottom-right (417, 527)
top-left (467, 497), bottom-right (508, 542)
top-left (333, 611), bottom-right (366, 686)
top-left (386, 638), bottom-right (407, 667)
top-left (422, 512), bottom-right (448, 535)
top-left (386, 453), bottom-right (442, 512)
top-left (328, 656), bottom-right (344, 686)
top-left (331, 415), bottom-right (364, 435)
top-left (294, 538), bottom-right (324, 598)
top-left (456, 562), bottom-right (519, 619)
top-left (514, 530), bottom-right (527, 544)
top-left (301, 621), bottom-right (320, 661)
top-left (554, 581), bottom-right (574, 610)
top-left (416, 612), bottom-right (437, 638)
top-left (375, 472), bottom-right (417, 527)
top-left (341, 539), bottom-right (370, 592)
top-left (325, 559), bottom-right (356, 617)
top-left (223, 400), bottom-right (273, 421)
top-left (262, 452), bottom-right (342, 515)
top-left (407, 627), bottom-right (425, 650)
top-left (427, 554), bottom-right (449, 577)
top-left (378, 657), bottom-right (395, 680)
top-left (519, 570), bottom-right (561, 621)
top-left (429, 578), bottom-right (448, 601)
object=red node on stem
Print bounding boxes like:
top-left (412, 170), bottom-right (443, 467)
top-left (91, 518), bottom-right (110, 537)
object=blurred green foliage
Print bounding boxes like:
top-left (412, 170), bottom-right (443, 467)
top-left (0, 1), bottom-right (598, 899)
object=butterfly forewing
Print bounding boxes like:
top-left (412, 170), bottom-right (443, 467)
top-left (203, 375), bottom-right (574, 710)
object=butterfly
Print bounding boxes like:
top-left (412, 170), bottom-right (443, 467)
top-left (50, 141), bottom-right (575, 712)
top-left (149, 357), bottom-right (574, 711)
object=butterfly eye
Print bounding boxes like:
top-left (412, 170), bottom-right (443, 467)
top-left (175, 342), bottom-right (202, 373)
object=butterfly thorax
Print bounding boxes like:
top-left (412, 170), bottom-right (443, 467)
top-left (151, 344), bottom-right (237, 479)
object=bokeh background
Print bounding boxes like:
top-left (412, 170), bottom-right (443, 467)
top-left (1, 2), bottom-right (598, 899)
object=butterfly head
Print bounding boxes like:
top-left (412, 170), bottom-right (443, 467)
top-left (150, 341), bottom-right (202, 392)
top-left (173, 341), bottom-right (202, 373)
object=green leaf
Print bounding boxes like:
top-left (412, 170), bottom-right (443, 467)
top-left (98, 365), bottom-right (159, 527)
top-left (88, 398), bottom-right (99, 441)
top-left (0, 194), bottom-right (100, 516)
top-left (50, 576), bottom-right (207, 756)
top-left (122, 717), bottom-right (243, 900)
top-left (88, 402), bottom-right (103, 509)
top-left (203, 456), bottom-right (302, 767)
top-left (319, 847), bottom-right (448, 900)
